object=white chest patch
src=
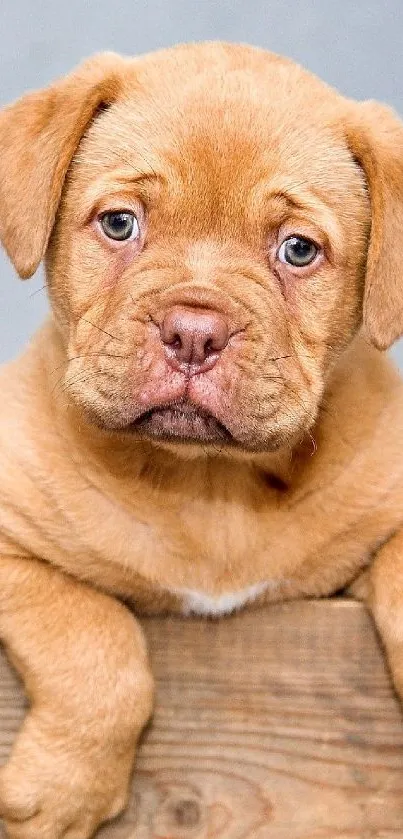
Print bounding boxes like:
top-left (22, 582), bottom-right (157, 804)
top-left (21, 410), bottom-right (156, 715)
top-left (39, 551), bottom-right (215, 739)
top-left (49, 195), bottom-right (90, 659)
top-left (170, 580), bottom-right (281, 617)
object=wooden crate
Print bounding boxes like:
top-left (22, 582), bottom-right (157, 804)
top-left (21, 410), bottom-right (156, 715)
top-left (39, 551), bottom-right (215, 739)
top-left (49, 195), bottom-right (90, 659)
top-left (1, 600), bottom-right (402, 837)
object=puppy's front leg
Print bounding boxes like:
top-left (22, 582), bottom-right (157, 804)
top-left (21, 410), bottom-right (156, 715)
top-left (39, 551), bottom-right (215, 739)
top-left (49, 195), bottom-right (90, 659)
top-left (0, 556), bottom-right (154, 839)
top-left (369, 530), bottom-right (403, 702)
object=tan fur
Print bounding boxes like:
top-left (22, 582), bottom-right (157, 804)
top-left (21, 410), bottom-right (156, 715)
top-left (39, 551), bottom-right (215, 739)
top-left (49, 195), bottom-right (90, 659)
top-left (0, 41), bottom-right (403, 838)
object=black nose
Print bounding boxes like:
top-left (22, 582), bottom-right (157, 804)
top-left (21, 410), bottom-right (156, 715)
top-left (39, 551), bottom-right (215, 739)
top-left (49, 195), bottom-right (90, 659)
top-left (160, 306), bottom-right (229, 372)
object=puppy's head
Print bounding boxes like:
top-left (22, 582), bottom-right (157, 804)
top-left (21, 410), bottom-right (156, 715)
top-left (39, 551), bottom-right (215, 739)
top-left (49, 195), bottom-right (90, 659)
top-left (1, 43), bottom-right (402, 454)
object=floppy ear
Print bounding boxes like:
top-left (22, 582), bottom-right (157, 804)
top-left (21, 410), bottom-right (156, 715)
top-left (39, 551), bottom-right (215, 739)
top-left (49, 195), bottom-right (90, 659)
top-left (0, 52), bottom-right (127, 279)
top-left (345, 101), bottom-right (403, 350)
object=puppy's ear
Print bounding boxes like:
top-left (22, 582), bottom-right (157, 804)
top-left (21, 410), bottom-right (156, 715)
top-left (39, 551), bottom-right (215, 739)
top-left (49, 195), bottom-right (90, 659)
top-left (0, 53), bottom-right (126, 278)
top-left (345, 101), bottom-right (403, 350)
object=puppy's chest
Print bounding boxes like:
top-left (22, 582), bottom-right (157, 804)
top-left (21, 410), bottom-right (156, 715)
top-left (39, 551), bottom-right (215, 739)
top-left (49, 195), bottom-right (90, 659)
top-left (13, 456), bottom-right (397, 618)
top-left (165, 580), bottom-right (283, 617)
top-left (85, 489), bottom-right (292, 615)
top-left (98, 480), bottom-right (399, 616)
top-left (163, 498), bottom-right (288, 615)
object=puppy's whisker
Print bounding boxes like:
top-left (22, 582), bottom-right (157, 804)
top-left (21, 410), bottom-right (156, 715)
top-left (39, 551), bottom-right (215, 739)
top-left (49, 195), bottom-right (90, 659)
top-left (51, 371), bottom-right (71, 394)
top-left (61, 370), bottom-right (107, 395)
top-left (49, 352), bottom-right (134, 377)
top-left (266, 354), bottom-right (293, 363)
top-left (52, 367), bottom-right (106, 395)
top-left (29, 284), bottom-right (47, 298)
top-left (79, 317), bottom-right (120, 342)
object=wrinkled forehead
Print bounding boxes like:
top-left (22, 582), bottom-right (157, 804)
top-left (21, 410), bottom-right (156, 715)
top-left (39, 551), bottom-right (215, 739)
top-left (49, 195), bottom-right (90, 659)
top-left (73, 59), bottom-right (364, 235)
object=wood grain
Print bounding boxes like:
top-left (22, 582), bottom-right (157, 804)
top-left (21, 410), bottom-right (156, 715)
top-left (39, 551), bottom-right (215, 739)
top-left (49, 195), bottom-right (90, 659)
top-left (1, 600), bottom-right (403, 838)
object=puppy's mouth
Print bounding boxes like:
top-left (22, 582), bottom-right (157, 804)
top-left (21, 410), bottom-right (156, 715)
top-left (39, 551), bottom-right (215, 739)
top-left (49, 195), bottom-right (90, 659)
top-left (128, 401), bottom-right (232, 445)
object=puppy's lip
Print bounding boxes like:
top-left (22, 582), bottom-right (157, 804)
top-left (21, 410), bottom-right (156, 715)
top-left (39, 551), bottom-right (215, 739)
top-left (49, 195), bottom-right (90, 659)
top-left (126, 400), bottom-right (233, 445)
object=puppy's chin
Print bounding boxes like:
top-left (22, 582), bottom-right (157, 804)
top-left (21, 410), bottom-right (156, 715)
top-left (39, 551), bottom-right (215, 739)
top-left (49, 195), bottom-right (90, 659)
top-left (92, 402), bottom-right (240, 452)
top-left (131, 403), bottom-right (232, 445)
top-left (74, 402), bottom-right (312, 460)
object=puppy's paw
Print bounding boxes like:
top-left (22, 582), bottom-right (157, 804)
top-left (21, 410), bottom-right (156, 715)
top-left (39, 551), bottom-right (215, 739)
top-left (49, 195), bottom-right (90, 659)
top-left (0, 714), bottom-right (133, 839)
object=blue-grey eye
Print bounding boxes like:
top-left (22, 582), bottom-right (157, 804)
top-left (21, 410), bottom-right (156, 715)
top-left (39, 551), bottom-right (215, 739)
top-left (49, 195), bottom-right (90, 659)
top-left (99, 211), bottom-right (139, 241)
top-left (278, 236), bottom-right (318, 267)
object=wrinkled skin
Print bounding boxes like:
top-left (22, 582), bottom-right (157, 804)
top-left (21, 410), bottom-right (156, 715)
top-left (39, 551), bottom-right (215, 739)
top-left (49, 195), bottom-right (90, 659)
top-left (46, 47), bottom-right (369, 454)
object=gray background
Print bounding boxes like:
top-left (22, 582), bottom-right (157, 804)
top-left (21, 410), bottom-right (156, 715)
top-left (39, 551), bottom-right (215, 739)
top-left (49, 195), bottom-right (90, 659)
top-left (1, 0), bottom-right (402, 366)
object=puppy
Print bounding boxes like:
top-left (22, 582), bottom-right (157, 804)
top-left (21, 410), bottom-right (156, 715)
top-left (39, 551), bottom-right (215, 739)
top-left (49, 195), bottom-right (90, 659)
top-left (0, 40), bottom-right (403, 838)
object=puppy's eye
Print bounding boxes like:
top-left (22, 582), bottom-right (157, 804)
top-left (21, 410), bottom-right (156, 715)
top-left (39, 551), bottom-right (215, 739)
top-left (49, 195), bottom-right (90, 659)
top-left (278, 236), bottom-right (318, 267)
top-left (99, 211), bottom-right (139, 242)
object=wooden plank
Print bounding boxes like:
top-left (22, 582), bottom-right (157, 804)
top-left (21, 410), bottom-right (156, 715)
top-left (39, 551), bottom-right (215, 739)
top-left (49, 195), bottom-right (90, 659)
top-left (1, 600), bottom-right (403, 837)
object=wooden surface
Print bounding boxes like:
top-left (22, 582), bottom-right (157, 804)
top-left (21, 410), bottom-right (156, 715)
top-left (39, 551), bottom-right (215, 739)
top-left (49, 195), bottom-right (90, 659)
top-left (1, 600), bottom-right (403, 838)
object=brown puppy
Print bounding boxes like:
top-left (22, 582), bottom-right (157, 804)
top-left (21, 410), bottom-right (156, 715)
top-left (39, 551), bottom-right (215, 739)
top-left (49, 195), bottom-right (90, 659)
top-left (0, 41), bottom-right (403, 838)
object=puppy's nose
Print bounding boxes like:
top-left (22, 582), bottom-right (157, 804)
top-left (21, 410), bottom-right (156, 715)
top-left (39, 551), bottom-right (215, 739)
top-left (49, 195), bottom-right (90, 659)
top-left (160, 306), bottom-right (229, 371)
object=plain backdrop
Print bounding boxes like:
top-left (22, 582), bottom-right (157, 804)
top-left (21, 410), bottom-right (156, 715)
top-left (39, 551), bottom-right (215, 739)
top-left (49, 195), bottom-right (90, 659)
top-left (1, 0), bottom-right (402, 367)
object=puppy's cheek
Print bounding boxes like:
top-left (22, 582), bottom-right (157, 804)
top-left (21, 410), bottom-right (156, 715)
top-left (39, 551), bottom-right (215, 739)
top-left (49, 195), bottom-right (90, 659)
top-left (279, 271), bottom-right (351, 374)
top-left (81, 245), bottom-right (126, 292)
top-left (276, 268), bottom-right (321, 319)
top-left (57, 236), bottom-right (137, 319)
top-left (94, 241), bottom-right (142, 289)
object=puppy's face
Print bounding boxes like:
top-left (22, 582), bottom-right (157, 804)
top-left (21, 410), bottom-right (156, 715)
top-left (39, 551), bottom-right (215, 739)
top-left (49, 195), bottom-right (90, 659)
top-left (1, 44), bottom-right (403, 453)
